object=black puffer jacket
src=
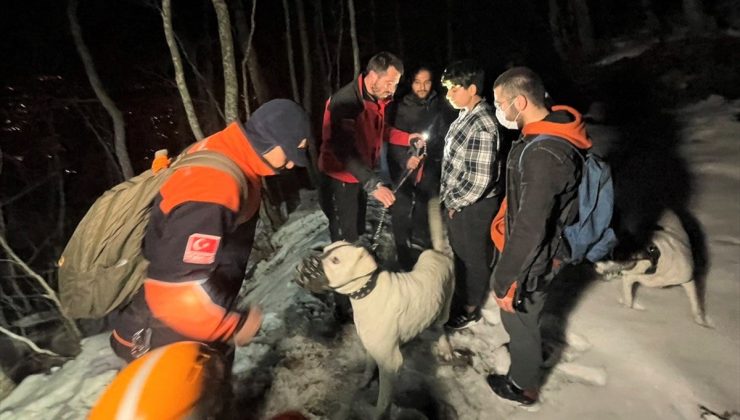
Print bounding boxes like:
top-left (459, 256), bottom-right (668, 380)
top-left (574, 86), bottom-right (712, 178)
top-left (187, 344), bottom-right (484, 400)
top-left (386, 90), bottom-right (456, 189)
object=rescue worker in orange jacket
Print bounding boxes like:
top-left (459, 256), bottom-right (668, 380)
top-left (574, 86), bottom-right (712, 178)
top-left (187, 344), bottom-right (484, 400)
top-left (109, 99), bottom-right (311, 362)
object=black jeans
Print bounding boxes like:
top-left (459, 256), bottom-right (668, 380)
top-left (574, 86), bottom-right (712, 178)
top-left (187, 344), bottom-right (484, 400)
top-left (321, 175), bottom-right (367, 242)
top-left (320, 175), bottom-right (367, 320)
top-left (390, 180), bottom-right (434, 271)
top-left (500, 289), bottom-right (548, 390)
top-left (447, 195), bottom-right (501, 310)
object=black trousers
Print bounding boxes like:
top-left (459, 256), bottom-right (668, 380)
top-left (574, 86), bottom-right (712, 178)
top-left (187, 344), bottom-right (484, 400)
top-left (319, 175), bottom-right (367, 320)
top-left (390, 179), bottom-right (434, 271)
top-left (321, 175), bottom-right (367, 243)
top-left (388, 149), bottom-right (441, 271)
top-left (500, 289), bottom-right (548, 390)
top-left (447, 195), bottom-right (501, 310)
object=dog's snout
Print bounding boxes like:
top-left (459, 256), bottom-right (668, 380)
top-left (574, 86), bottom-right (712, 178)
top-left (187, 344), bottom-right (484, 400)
top-left (295, 254), bottom-right (331, 294)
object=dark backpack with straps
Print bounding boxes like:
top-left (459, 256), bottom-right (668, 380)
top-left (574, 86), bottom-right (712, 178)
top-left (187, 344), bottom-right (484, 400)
top-left (519, 135), bottom-right (617, 264)
top-left (58, 150), bottom-right (249, 319)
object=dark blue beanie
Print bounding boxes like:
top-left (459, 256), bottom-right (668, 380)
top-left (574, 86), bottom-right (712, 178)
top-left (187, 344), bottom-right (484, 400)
top-left (244, 99), bottom-right (311, 167)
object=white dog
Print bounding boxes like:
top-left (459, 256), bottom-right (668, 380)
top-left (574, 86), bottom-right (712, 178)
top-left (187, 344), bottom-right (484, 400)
top-left (296, 198), bottom-right (454, 418)
top-left (595, 209), bottom-right (708, 326)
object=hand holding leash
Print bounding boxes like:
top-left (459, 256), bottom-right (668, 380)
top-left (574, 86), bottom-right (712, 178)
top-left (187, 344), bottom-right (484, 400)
top-left (371, 184), bottom-right (395, 208)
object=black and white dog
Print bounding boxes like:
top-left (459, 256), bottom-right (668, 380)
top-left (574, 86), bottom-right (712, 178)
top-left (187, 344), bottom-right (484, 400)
top-left (595, 209), bottom-right (709, 327)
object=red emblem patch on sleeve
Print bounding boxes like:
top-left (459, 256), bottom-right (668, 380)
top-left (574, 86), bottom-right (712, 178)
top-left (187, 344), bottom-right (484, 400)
top-left (183, 233), bottom-right (221, 265)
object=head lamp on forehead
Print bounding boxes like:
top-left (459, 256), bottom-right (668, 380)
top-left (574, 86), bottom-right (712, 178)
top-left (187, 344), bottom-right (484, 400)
top-left (442, 80), bottom-right (459, 90)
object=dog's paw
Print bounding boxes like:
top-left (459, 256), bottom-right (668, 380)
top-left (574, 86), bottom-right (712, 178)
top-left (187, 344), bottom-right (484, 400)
top-left (617, 297), bottom-right (644, 311)
top-left (695, 314), bottom-right (715, 329)
top-left (480, 307), bottom-right (501, 325)
top-left (594, 260), bottom-right (625, 275)
top-left (436, 348), bottom-right (454, 363)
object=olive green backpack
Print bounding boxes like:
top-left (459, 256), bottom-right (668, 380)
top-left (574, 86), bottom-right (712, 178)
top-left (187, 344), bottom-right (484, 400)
top-left (58, 150), bottom-right (249, 319)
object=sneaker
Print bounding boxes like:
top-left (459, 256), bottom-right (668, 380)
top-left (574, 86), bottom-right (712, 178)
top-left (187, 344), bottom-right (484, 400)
top-left (444, 310), bottom-right (481, 330)
top-left (486, 374), bottom-right (539, 410)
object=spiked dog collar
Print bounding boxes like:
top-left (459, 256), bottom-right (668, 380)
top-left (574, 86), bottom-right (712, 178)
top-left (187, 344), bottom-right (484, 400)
top-left (347, 270), bottom-right (380, 300)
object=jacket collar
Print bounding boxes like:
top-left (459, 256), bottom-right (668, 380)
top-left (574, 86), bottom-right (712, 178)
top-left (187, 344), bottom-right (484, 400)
top-left (190, 121), bottom-right (276, 179)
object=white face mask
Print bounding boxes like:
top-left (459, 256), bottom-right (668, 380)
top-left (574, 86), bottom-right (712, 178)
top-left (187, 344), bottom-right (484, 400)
top-left (496, 106), bottom-right (520, 130)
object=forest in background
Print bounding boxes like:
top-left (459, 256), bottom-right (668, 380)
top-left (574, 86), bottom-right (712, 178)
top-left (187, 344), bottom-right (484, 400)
top-left (0, 0), bottom-right (739, 389)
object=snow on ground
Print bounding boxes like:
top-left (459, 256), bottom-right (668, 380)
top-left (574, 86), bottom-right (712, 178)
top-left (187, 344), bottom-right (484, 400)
top-left (1, 96), bottom-right (738, 419)
top-left (595, 38), bottom-right (660, 66)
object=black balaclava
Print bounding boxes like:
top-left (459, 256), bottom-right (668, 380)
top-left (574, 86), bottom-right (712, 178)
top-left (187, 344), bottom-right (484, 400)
top-left (244, 99), bottom-right (311, 167)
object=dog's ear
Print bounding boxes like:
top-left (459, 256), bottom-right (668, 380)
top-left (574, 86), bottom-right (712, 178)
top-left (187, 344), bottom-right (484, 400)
top-left (354, 236), bottom-right (372, 250)
top-left (354, 236), bottom-right (382, 261)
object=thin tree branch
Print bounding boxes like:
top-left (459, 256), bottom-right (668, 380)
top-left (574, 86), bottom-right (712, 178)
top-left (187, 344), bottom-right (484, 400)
top-left (0, 235), bottom-right (81, 338)
top-left (0, 173), bottom-right (59, 208)
top-left (172, 33), bottom-right (225, 121)
top-left (0, 325), bottom-right (61, 358)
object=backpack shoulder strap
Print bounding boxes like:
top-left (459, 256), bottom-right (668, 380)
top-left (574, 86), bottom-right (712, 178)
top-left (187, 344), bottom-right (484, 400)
top-left (170, 151), bottom-right (251, 221)
top-left (518, 135), bottom-right (583, 172)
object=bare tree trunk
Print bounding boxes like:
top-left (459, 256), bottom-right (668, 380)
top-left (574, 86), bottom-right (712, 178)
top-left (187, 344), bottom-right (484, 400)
top-left (347, 0), bottom-right (360, 77)
top-left (394, 1), bottom-right (404, 57)
top-left (640, 0), bottom-right (661, 34)
top-left (74, 105), bottom-right (123, 183)
top-left (296, 0), bottom-right (313, 115)
top-left (282, 0), bottom-right (300, 103)
top-left (548, 0), bottom-right (568, 61)
top-left (570, 0), bottom-right (595, 56)
top-left (211, 0), bottom-right (239, 122)
top-left (335, 0), bottom-right (345, 90)
top-left (232, 0), bottom-right (269, 117)
top-left (236, 0), bottom-right (259, 117)
top-left (369, 0), bottom-right (377, 52)
top-left (683, 0), bottom-right (706, 34)
top-left (446, 0), bottom-right (454, 62)
top-left (162, 0), bottom-right (205, 140)
top-left (67, 0), bottom-right (134, 179)
top-left (313, 0), bottom-right (332, 97)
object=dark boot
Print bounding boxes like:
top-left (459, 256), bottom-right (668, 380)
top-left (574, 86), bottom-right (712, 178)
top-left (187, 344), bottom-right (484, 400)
top-left (486, 374), bottom-right (540, 410)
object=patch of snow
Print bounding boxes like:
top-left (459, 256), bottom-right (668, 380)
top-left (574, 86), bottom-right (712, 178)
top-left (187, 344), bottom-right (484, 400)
top-left (595, 38), bottom-right (659, 66)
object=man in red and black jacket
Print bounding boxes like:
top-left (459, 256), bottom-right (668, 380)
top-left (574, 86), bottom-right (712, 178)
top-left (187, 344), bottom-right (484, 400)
top-left (109, 99), bottom-right (311, 362)
top-left (319, 51), bottom-right (414, 243)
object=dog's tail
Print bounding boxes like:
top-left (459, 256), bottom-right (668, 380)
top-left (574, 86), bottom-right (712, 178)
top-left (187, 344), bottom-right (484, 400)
top-left (428, 196), bottom-right (448, 254)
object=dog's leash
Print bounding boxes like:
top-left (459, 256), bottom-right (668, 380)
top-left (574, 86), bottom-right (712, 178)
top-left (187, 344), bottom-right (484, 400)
top-left (370, 144), bottom-right (427, 252)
